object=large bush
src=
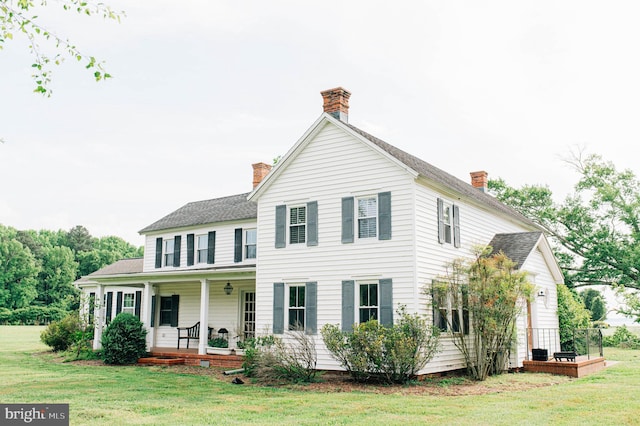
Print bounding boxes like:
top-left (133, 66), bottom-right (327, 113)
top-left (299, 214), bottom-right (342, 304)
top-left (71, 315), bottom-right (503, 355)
top-left (101, 313), bottom-right (147, 365)
top-left (321, 308), bottom-right (440, 384)
top-left (252, 331), bottom-right (318, 383)
top-left (40, 312), bottom-right (82, 351)
top-left (603, 326), bottom-right (640, 349)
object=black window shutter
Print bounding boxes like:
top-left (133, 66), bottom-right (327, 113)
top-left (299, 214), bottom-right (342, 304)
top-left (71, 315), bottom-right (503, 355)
top-left (341, 280), bottom-right (355, 332)
top-left (155, 237), bottom-right (162, 268)
top-left (207, 231), bottom-right (216, 264)
top-left (275, 205), bottom-right (286, 248)
top-left (134, 290), bottom-right (142, 318)
top-left (150, 295), bottom-right (156, 327)
top-left (170, 295), bottom-right (180, 327)
top-left (234, 228), bottom-right (243, 262)
top-left (273, 283), bottom-right (285, 334)
top-left (105, 292), bottom-right (113, 324)
top-left (186, 234), bottom-right (194, 266)
top-left (453, 205), bottom-right (461, 248)
top-left (116, 291), bottom-right (123, 315)
top-left (379, 279), bottom-right (393, 327)
top-left (173, 236), bottom-right (181, 267)
top-left (305, 281), bottom-right (317, 334)
top-left (307, 201), bottom-right (318, 246)
top-left (89, 292), bottom-right (96, 324)
top-left (341, 197), bottom-right (354, 244)
top-left (378, 192), bottom-right (392, 240)
top-left (437, 198), bottom-right (445, 244)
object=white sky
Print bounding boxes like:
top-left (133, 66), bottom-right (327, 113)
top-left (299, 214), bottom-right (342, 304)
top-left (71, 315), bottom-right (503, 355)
top-left (2, 0), bottom-right (640, 249)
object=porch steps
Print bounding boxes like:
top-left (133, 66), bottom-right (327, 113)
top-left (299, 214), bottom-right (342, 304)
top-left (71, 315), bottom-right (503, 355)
top-left (142, 350), bottom-right (244, 369)
top-left (138, 356), bottom-right (185, 366)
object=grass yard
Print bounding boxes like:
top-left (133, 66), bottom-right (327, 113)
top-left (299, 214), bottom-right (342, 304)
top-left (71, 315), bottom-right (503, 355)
top-left (1, 326), bottom-right (640, 425)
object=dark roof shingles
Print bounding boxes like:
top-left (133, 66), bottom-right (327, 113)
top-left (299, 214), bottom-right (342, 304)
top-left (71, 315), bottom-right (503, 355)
top-left (139, 192), bottom-right (256, 234)
top-left (487, 232), bottom-right (543, 269)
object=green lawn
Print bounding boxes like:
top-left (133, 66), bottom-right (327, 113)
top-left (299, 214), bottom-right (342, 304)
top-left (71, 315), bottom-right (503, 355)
top-left (1, 326), bottom-right (640, 425)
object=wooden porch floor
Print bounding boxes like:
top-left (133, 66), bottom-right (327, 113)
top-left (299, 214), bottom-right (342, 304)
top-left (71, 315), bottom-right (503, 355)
top-left (138, 347), bottom-right (244, 369)
top-left (523, 355), bottom-right (606, 377)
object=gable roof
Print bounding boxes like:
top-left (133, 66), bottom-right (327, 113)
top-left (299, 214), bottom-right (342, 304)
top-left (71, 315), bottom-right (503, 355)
top-left (341, 121), bottom-right (538, 229)
top-left (87, 257), bottom-right (144, 276)
top-left (487, 232), bottom-right (543, 269)
top-left (139, 192), bottom-right (256, 234)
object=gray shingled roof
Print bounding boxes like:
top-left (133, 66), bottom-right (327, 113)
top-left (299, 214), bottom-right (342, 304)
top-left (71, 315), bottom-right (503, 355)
top-left (486, 232), bottom-right (543, 269)
top-left (343, 122), bottom-right (538, 229)
top-left (87, 258), bottom-right (144, 277)
top-left (139, 192), bottom-right (256, 234)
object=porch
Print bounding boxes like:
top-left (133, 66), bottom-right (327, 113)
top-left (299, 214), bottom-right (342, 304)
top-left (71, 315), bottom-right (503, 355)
top-left (522, 328), bottom-right (606, 377)
top-left (139, 347), bottom-right (244, 369)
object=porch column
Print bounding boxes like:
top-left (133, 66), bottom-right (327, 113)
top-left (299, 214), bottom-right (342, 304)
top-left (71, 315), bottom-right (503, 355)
top-left (198, 279), bottom-right (210, 355)
top-left (92, 284), bottom-right (105, 350)
top-left (143, 282), bottom-right (155, 350)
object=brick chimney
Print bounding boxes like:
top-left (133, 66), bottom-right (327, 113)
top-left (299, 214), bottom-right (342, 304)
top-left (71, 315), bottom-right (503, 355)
top-left (252, 162), bottom-right (272, 188)
top-left (470, 171), bottom-right (488, 192)
top-left (321, 87), bottom-right (351, 122)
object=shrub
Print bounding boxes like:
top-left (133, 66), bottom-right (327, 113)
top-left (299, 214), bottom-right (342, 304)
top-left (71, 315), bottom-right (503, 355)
top-left (321, 307), bottom-right (441, 384)
top-left (101, 313), bottom-right (147, 365)
top-left (252, 330), bottom-right (318, 383)
top-left (40, 313), bottom-right (82, 352)
top-left (208, 337), bottom-right (228, 348)
top-left (603, 326), bottom-right (640, 349)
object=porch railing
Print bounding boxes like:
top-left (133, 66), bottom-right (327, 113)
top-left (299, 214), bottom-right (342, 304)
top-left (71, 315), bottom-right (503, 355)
top-left (525, 328), bottom-right (603, 361)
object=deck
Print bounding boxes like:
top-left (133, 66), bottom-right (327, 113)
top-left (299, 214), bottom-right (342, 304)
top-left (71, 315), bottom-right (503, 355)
top-left (523, 355), bottom-right (606, 378)
top-left (138, 347), bottom-right (244, 369)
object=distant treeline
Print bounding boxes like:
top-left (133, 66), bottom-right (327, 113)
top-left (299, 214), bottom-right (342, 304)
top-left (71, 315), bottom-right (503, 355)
top-left (0, 224), bottom-right (143, 323)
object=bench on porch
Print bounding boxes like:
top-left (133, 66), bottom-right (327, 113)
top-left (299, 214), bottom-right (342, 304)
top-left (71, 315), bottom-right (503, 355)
top-left (553, 351), bottom-right (577, 362)
top-left (176, 322), bottom-right (214, 349)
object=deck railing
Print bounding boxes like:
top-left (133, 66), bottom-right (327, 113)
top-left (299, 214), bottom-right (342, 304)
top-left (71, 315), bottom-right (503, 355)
top-left (525, 328), bottom-right (603, 361)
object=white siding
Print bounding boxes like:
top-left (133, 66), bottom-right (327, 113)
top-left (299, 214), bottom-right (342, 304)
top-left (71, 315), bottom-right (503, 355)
top-left (255, 122), bottom-right (418, 369)
top-left (141, 219), bottom-right (257, 272)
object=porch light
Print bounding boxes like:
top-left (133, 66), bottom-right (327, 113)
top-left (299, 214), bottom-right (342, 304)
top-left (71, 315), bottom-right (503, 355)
top-left (224, 282), bottom-right (233, 295)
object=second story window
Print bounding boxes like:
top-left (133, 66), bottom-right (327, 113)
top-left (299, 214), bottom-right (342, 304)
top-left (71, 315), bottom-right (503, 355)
top-left (197, 235), bottom-right (208, 263)
top-left (289, 206), bottom-right (306, 244)
top-left (245, 229), bottom-right (257, 259)
top-left (164, 239), bottom-right (174, 266)
top-left (358, 197), bottom-right (377, 238)
top-left (437, 198), bottom-right (461, 248)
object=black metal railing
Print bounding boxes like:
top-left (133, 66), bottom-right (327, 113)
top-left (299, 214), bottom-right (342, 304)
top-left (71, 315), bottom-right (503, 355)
top-left (526, 328), bottom-right (603, 361)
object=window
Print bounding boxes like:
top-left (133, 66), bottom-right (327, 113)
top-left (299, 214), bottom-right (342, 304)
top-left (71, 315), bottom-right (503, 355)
top-left (164, 239), bottom-right (174, 266)
top-left (358, 197), bottom-right (377, 238)
top-left (245, 229), bottom-right (257, 259)
top-left (359, 283), bottom-right (378, 323)
top-left (289, 206), bottom-right (306, 244)
top-left (432, 283), bottom-right (469, 334)
top-left (242, 292), bottom-right (256, 339)
top-left (122, 293), bottom-right (135, 315)
top-left (288, 285), bottom-right (305, 330)
top-left (197, 235), bottom-right (208, 263)
top-left (159, 296), bottom-right (174, 326)
top-left (437, 198), bottom-right (460, 247)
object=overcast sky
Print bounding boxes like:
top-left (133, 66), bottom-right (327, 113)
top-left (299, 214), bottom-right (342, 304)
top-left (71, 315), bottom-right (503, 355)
top-left (2, 0), bottom-right (640, 251)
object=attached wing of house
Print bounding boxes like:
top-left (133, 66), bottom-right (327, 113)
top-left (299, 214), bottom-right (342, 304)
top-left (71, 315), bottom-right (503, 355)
top-left (76, 87), bottom-right (563, 374)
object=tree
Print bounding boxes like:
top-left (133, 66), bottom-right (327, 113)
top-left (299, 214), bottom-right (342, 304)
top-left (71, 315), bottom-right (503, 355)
top-left (76, 235), bottom-right (143, 277)
top-left (65, 225), bottom-right (95, 253)
top-left (489, 153), bottom-right (640, 291)
top-left (0, 0), bottom-right (123, 96)
top-left (37, 245), bottom-right (78, 308)
top-left (429, 248), bottom-right (534, 381)
top-left (556, 284), bottom-right (590, 350)
top-left (0, 226), bottom-right (39, 309)
top-left (580, 288), bottom-right (607, 322)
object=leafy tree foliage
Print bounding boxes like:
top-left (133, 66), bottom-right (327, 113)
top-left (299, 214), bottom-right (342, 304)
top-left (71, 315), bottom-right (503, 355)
top-left (76, 235), bottom-right (143, 278)
top-left (37, 245), bottom-right (78, 308)
top-left (0, 0), bottom-right (123, 96)
top-left (430, 248), bottom-right (534, 381)
top-left (556, 284), bottom-right (590, 350)
top-left (489, 153), bottom-right (640, 291)
top-left (0, 225), bottom-right (39, 309)
top-left (580, 288), bottom-right (607, 322)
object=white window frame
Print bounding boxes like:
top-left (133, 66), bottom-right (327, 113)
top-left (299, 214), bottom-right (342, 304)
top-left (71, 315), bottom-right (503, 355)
top-left (287, 284), bottom-right (306, 330)
top-left (122, 293), bottom-right (135, 315)
top-left (245, 229), bottom-right (257, 259)
top-left (289, 206), bottom-right (307, 244)
top-left (433, 286), bottom-right (469, 335)
top-left (357, 281), bottom-right (379, 323)
top-left (197, 234), bottom-right (208, 264)
top-left (357, 196), bottom-right (378, 239)
top-left (159, 296), bottom-right (173, 326)
top-left (164, 239), bottom-right (175, 267)
top-left (442, 201), bottom-right (453, 245)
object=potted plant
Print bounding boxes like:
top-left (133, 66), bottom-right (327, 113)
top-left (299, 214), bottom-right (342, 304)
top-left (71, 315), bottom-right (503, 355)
top-left (233, 337), bottom-right (254, 356)
top-left (207, 335), bottom-right (232, 355)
